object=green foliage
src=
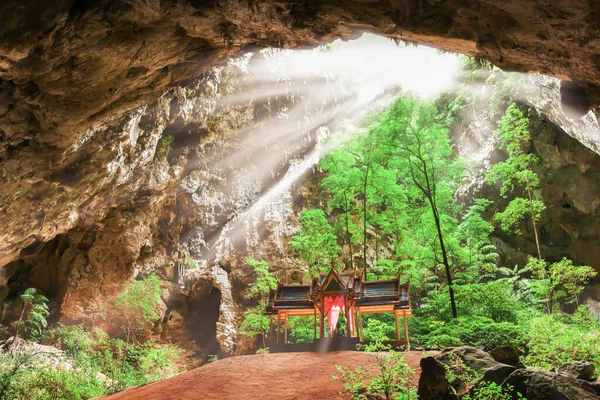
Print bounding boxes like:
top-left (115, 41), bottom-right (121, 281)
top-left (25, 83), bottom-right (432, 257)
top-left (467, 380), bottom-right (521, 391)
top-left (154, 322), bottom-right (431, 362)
top-left (415, 316), bottom-right (524, 351)
top-left (2, 322), bottom-right (183, 399)
top-left (155, 135), bottom-right (174, 159)
top-left (0, 349), bottom-right (39, 399)
top-left (287, 316), bottom-right (314, 344)
top-left (15, 288), bottom-right (49, 341)
top-left (485, 103), bottom-right (545, 258)
top-left (443, 353), bottom-right (480, 394)
top-left (206, 354), bottom-right (220, 363)
top-left (361, 315), bottom-right (397, 342)
top-left (9, 366), bottom-right (105, 400)
top-left (549, 258), bottom-right (596, 305)
top-left (521, 307), bottom-right (600, 373)
top-left (240, 304), bottom-right (270, 342)
top-left (333, 350), bottom-right (417, 400)
top-left (290, 209), bottom-right (340, 275)
top-left (464, 382), bottom-right (520, 400)
top-left (495, 197), bottom-right (545, 235)
top-left (240, 259), bottom-right (277, 347)
top-left (110, 273), bottom-right (162, 345)
top-left (244, 258), bottom-right (277, 301)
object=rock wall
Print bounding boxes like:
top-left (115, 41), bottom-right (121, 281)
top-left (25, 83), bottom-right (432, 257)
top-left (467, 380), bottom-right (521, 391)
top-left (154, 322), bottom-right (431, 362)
top-left (1, 0), bottom-right (598, 157)
top-left (0, 47), bottom-right (371, 360)
top-left (1, 39), bottom-right (600, 361)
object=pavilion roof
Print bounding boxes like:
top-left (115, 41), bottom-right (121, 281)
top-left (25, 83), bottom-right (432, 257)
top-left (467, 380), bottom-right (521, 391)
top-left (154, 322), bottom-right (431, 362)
top-left (267, 270), bottom-right (411, 313)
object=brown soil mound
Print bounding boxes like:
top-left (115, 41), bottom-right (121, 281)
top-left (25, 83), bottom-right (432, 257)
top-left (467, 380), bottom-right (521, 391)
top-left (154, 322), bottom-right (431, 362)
top-left (102, 350), bottom-right (434, 400)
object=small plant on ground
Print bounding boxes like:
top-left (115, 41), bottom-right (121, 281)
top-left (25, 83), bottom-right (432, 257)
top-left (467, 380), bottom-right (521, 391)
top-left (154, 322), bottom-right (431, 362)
top-left (11, 288), bottom-right (49, 350)
top-left (333, 342), bottom-right (417, 400)
top-left (463, 382), bottom-right (523, 400)
top-left (206, 354), bottom-right (220, 363)
top-left (443, 354), bottom-right (480, 395)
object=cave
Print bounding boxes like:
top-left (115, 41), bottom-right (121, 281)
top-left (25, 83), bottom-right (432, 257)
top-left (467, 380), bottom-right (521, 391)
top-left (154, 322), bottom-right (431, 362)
top-left (1, 1), bottom-right (600, 399)
top-left (187, 285), bottom-right (224, 362)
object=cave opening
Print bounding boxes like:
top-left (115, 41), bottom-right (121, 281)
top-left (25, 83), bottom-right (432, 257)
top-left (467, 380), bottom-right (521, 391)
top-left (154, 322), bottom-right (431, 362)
top-left (1, 4), bottom-right (600, 396)
top-left (187, 285), bottom-right (224, 362)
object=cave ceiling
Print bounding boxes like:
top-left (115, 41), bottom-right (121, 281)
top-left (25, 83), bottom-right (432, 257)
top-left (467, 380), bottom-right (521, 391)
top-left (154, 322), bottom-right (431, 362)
top-left (0, 0), bottom-right (599, 268)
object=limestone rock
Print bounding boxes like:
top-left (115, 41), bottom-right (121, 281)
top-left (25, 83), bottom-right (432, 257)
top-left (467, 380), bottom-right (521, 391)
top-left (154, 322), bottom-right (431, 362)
top-left (418, 346), bottom-right (516, 399)
top-left (504, 368), bottom-right (600, 400)
top-left (490, 346), bottom-right (525, 369)
top-left (558, 361), bottom-right (596, 381)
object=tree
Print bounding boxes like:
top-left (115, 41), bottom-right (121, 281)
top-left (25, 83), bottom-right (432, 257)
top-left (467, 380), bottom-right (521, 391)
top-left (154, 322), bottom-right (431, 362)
top-left (290, 209), bottom-right (340, 276)
top-left (109, 273), bottom-right (161, 368)
top-left (244, 258), bottom-right (277, 302)
top-left (376, 98), bottom-right (464, 318)
top-left (550, 258), bottom-right (597, 306)
top-left (11, 288), bottom-right (49, 351)
top-left (320, 151), bottom-right (361, 270)
top-left (486, 103), bottom-right (545, 259)
top-left (240, 258), bottom-right (277, 348)
top-left (454, 199), bottom-right (499, 283)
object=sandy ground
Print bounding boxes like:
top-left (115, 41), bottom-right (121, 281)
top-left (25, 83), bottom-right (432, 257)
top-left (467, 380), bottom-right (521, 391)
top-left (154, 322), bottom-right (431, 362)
top-left (102, 350), bottom-right (434, 400)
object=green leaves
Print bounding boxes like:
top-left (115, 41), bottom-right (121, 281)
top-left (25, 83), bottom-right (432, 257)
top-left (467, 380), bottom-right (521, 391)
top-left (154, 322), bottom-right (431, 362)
top-left (495, 197), bottom-right (545, 235)
top-left (110, 273), bottom-right (162, 343)
top-left (289, 209), bottom-right (340, 275)
top-left (241, 259), bottom-right (276, 346)
top-left (549, 258), bottom-right (597, 305)
top-left (333, 352), bottom-right (417, 400)
top-left (17, 288), bottom-right (49, 339)
top-left (485, 102), bottom-right (545, 258)
top-left (244, 258), bottom-right (277, 300)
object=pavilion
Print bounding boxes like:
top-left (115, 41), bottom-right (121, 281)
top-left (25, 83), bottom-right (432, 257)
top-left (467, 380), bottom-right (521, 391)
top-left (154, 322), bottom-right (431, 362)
top-left (265, 269), bottom-right (412, 348)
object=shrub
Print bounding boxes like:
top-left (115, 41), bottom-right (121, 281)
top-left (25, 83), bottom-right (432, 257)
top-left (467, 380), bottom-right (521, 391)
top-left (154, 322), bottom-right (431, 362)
top-left (464, 382), bottom-right (519, 400)
top-left (10, 366), bottom-right (106, 400)
top-left (416, 316), bottom-right (524, 351)
top-left (287, 316), bottom-right (314, 344)
top-left (155, 135), bottom-right (174, 159)
top-left (333, 350), bottom-right (417, 400)
top-left (521, 307), bottom-right (600, 374)
top-left (206, 354), bottom-right (219, 363)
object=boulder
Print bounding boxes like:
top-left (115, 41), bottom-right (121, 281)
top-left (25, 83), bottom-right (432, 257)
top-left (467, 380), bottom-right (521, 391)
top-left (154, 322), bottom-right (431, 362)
top-left (438, 346), bottom-right (517, 385)
top-left (490, 346), bottom-right (525, 369)
top-left (418, 346), bottom-right (517, 399)
top-left (418, 356), bottom-right (456, 400)
top-left (558, 361), bottom-right (595, 381)
top-left (504, 369), bottom-right (600, 400)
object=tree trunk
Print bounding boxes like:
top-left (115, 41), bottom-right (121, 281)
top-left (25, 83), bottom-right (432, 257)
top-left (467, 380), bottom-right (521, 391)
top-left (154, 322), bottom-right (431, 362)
top-left (431, 204), bottom-right (458, 319)
top-left (122, 322), bottom-right (131, 372)
top-left (527, 188), bottom-right (553, 312)
top-left (527, 188), bottom-right (542, 259)
top-left (344, 194), bottom-right (354, 271)
top-left (10, 305), bottom-right (26, 353)
top-left (363, 165), bottom-right (370, 280)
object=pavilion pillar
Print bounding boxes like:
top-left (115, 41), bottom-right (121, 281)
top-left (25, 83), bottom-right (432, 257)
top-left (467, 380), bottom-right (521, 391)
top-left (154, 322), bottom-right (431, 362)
top-left (344, 294), bottom-right (350, 338)
top-left (403, 310), bottom-right (410, 350)
top-left (358, 310), bottom-right (363, 342)
top-left (320, 297), bottom-right (325, 339)
top-left (313, 306), bottom-right (317, 340)
top-left (284, 315), bottom-right (289, 344)
top-left (394, 310), bottom-right (401, 343)
top-left (277, 313), bottom-right (280, 345)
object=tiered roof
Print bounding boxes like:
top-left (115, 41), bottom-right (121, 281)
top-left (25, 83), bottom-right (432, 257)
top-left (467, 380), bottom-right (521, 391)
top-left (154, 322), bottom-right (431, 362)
top-left (267, 269), bottom-right (410, 315)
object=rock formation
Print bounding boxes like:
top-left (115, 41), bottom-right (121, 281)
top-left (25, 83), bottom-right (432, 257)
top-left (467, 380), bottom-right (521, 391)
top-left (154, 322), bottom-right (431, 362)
top-left (1, 1), bottom-right (600, 358)
top-left (418, 346), bottom-right (600, 400)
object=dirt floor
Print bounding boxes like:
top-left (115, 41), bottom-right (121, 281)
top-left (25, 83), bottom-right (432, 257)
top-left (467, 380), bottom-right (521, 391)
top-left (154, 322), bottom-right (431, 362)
top-left (102, 350), bottom-right (434, 400)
